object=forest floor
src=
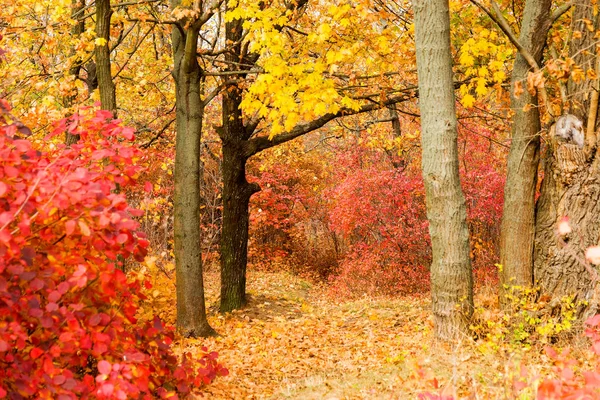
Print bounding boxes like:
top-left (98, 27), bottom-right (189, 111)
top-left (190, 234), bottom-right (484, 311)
top-left (140, 265), bottom-right (595, 399)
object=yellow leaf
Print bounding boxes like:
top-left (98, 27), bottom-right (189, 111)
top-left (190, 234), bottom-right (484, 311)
top-left (461, 94), bottom-right (476, 108)
top-left (94, 38), bottom-right (107, 47)
top-left (459, 52), bottom-right (475, 67)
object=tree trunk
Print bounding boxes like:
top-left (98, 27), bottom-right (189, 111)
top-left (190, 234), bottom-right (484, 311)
top-left (171, 9), bottom-right (214, 337)
top-left (219, 137), bottom-right (260, 312)
top-left (533, 0), bottom-right (600, 317)
top-left (95, 0), bottom-right (117, 116)
top-left (65, 0), bottom-right (86, 145)
top-left (414, 0), bottom-right (474, 340)
top-left (499, 0), bottom-right (551, 296)
top-left (534, 142), bottom-right (600, 317)
top-left (218, 17), bottom-right (260, 313)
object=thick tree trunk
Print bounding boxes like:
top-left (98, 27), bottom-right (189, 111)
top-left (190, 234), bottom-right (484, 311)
top-left (534, 0), bottom-right (600, 317)
top-left (171, 12), bottom-right (214, 337)
top-left (218, 18), bottom-right (260, 313)
top-left (95, 0), bottom-right (117, 116)
top-left (499, 0), bottom-right (551, 295)
top-left (414, 0), bottom-right (473, 340)
top-left (534, 142), bottom-right (600, 317)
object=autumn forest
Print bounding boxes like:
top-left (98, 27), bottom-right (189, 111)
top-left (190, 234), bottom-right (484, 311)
top-left (2, 0), bottom-right (600, 398)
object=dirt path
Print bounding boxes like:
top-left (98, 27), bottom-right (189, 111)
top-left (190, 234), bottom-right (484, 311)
top-left (142, 269), bottom-right (591, 399)
top-left (195, 272), bottom-right (426, 399)
top-left (167, 272), bottom-right (504, 399)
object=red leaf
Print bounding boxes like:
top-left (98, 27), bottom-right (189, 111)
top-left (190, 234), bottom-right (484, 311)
top-left (4, 165), bottom-right (18, 177)
top-left (97, 360), bottom-right (111, 375)
top-left (121, 127), bottom-right (135, 140)
top-left (584, 371), bottom-right (600, 387)
top-left (30, 347), bottom-right (44, 359)
top-left (65, 220), bottom-right (76, 235)
top-left (0, 229), bottom-right (11, 243)
top-left (98, 214), bottom-right (110, 227)
top-left (89, 313), bottom-right (102, 327)
top-left (144, 181), bottom-right (153, 194)
top-left (99, 383), bottom-right (114, 396)
top-left (545, 346), bottom-right (558, 359)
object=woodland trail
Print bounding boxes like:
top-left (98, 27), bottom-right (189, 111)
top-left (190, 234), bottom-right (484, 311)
top-left (143, 268), bottom-right (587, 399)
top-left (200, 272), bottom-right (432, 399)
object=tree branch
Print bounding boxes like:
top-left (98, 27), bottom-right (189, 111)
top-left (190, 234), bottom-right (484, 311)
top-left (470, 0), bottom-right (555, 118)
top-left (471, 0), bottom-right (540, 70)
top-left (243, 93), bottom-right (415, 157)
top-left (141, 118), bottom-right (176, 148)
top-left (550, 1), bottom-right (574, 24)
top-left (201, 79), bottom-right (241, 107)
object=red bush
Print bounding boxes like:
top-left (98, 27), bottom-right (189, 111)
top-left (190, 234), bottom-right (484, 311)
top-left (0, 101), bottom-right (226, 399)
top-left (327, 164), bottom-right (431, 296)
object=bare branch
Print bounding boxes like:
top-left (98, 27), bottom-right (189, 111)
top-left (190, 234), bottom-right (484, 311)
top-left (201, 79), bottom-right (241, 106)
top-left (141, 118), bottom-right (176, 148)
top-left (550, 1), bottom-right (574, 24)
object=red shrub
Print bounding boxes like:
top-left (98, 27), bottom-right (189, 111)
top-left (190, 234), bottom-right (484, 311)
top-left (0, 101), bottom-right (226, 399)
top-left (327, 165), bottom-right (431, 296)
top-left (459, 125), bottom-right (505, 285)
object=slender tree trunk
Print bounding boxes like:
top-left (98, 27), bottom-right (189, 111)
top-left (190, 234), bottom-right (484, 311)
top-left (171, 7), bottom-right (214, 337)
top-left (218, 18), bottom-right (260, 313)
top-left (65, 0), bottom-right (85, 145)
top-left (95, 0), bottom-right (117, 116)
top-left (414, 0), bottom-right (473, 340)
top-left (499, 0), bottom-right (551, 296)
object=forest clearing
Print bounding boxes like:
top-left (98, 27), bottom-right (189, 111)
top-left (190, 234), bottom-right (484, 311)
top-left (4, 0), bottom-right (600, 398)
top-left (161, 269), bottom-right (595, 399)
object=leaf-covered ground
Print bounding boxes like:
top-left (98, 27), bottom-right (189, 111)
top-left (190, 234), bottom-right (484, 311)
top-left (140, 265), bottom-right (595, 399)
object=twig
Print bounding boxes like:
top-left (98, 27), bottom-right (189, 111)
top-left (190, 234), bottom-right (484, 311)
top-left (141, 118), bottom-right (175, 148)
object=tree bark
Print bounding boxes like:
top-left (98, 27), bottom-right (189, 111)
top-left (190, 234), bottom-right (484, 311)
top-left (534, 142), bottom-right (600, 317)
top-left (95, 0), bottom-right (117, 116)
top-left (533, 0), bottom-right (600, 318)
top-left (171, 3), bottom-right (214, 337)
top-left (218, 17), bottom-right (261, 312)
top-left (499, 0), bottom-right (551, 295)
top-left (219, 135), bottom-right (260, 312)
top-left (566, 1), bottom-right (599, 120)
top-left (65, 0), bottom-right (86, 145)
top-left (414, 0), bottom-right (474, 340)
